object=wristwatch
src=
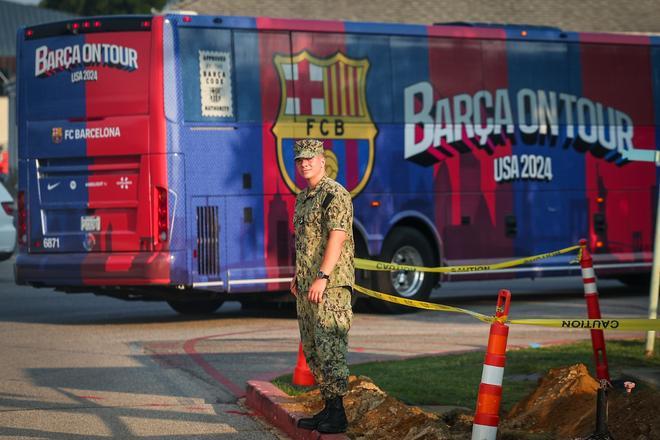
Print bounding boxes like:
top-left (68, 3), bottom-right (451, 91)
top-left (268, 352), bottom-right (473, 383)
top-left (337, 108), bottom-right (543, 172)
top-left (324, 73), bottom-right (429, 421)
top-left (316, 270), bottom-right (330, 280)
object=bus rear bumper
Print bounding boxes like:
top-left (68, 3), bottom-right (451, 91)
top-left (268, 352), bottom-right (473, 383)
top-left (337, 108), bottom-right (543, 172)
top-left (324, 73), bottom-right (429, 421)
top-left (15, 251), bottom-right (181, 286)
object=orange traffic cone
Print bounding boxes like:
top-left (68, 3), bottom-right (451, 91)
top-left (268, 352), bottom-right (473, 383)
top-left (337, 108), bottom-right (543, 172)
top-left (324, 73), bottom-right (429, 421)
top-left (472, 289), bottom-right (511, 440)
top-left (292, 341), bottom-right (315, 386)
top-left (579, 239), bottom-right (610, 381)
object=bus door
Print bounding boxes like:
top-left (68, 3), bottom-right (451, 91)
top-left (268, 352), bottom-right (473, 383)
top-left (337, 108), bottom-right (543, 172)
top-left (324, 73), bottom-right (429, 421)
top-left (224, 195), bottom-right (292, 293)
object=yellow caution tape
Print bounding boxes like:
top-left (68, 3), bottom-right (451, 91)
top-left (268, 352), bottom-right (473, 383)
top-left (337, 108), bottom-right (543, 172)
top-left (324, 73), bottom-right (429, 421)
top-left (354, 284), bottom-right (494, 324)
top-left (508, 318), bottom-right (660, 332)
top-left (571, 245), bottom-right (584, 265)
top-left (353, 284), bottom-right (660, 331)
top-left (355, 244), bottom-right (581, 274)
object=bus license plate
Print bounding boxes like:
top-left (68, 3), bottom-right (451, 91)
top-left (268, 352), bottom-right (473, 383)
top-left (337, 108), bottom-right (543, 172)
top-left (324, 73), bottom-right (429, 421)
top-left (80, 216), bottom-right (101, 232)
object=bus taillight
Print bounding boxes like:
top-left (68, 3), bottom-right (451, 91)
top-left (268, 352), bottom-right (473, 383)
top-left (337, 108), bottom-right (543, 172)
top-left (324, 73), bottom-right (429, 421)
top-left (17, 191), bottom-right (27, 245)
top-left (156, 187), bottom-right (168, 243)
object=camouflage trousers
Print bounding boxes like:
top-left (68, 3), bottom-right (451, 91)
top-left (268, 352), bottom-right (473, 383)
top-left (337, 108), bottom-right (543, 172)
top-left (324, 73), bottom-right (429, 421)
top-left (297, 286), bottom-right (353, 399)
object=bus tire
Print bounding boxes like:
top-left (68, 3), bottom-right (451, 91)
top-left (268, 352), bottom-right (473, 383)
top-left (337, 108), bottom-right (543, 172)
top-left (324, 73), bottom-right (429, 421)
top-left (370, 227), bottom-right (437, 314)
top-left (167, 299), bottom-right (224, 315)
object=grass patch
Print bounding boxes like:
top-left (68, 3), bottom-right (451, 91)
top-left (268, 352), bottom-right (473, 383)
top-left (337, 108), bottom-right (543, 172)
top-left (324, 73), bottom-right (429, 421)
top-left (272, 339), bottom-right (660, 410)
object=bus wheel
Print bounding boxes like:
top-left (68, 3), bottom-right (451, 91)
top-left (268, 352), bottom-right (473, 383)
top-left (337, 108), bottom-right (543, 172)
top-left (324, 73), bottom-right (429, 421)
top-left (167, 299), bottom-right (224, 315)
top-left (371, 227), bottom-right (437, 314)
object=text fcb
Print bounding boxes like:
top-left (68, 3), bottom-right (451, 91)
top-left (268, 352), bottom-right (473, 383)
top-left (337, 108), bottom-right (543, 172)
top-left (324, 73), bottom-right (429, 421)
top-left (272, 51), bottom-right (377, 198)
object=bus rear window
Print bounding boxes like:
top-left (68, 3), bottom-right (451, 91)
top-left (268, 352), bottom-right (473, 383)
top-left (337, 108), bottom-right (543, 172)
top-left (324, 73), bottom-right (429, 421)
top-left (21, 31), bottom-right (151, 120)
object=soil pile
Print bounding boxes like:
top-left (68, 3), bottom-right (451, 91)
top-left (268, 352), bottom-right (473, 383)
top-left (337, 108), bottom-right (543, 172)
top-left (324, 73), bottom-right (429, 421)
top-left (600, 388), bottom-right (660, 440)
top-left (288, 366), bottom-right (660, 439)
top-left (293, 375), bottom-right (454, 439)
top-left (502, 363), bottom-right (600, 438)
top-left (502, 363), bottom-right (660, 440)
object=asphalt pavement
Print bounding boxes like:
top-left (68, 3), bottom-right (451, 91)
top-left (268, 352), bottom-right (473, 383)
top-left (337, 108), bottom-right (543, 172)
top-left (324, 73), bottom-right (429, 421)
top-left (0, 256), bottom-right (654, 439)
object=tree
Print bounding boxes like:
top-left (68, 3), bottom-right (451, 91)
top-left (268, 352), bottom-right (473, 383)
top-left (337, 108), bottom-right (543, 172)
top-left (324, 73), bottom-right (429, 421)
top-left (39, 0), bottom-right (167, 16)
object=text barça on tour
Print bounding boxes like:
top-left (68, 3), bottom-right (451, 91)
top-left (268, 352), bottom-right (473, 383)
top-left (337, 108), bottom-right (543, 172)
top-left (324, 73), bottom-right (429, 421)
top-left (404, 83), bottom-right (638, 166)
top-left (34, 43), bottom-right (139, 77)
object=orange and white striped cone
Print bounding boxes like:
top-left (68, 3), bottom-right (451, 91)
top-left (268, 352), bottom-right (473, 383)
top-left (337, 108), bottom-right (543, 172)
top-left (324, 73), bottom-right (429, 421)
top-left (579, 239), bottom-right (610, 381)
top-left (292, 341), bottom-right (316, 386)
top-left (472, 289), bottom-right (511, 440)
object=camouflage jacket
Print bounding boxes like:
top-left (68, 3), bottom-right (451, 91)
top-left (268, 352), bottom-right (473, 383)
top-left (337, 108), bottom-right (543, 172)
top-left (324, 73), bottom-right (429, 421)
top-left (293, 176), bottom-right (354, 294)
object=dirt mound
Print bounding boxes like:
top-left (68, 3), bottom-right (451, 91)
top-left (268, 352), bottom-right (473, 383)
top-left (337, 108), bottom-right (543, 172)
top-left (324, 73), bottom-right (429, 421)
top-left (502, 363), bottom-right (660, 440)
top-left (294, 375), bottom-right (454, 439)
top-left (289, 366), bottom-right (660, 440)
top-left (503, 363), bottom-right (600, 438)
top-left (599, 388), bottom-right (660, 440)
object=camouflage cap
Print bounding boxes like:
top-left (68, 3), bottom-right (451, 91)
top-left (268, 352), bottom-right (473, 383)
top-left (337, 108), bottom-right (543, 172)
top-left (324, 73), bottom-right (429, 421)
top-left (294, 139), bottom-right (324, 159)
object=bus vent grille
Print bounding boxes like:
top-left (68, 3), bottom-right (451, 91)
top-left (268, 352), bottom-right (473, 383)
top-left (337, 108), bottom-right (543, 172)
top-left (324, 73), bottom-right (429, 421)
top-left (196, 206), bottom-right (220, 276)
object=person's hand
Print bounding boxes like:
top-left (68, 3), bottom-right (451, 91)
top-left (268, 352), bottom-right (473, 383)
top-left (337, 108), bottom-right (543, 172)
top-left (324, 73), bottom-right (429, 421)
top-left (308, 278), bottom-right (327, 304)
top-left (290, 278), bottom-right (298, 297)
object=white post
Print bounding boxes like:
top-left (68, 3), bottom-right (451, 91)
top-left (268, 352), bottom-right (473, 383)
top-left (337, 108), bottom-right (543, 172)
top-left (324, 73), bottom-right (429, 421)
top-left (623, 149), bottom-right (659, 356)
top-left (645, 182), bottom-right (660, 356)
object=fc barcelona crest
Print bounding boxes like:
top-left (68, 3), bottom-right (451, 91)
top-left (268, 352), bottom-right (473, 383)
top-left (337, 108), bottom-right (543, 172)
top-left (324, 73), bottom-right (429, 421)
top-left (51, 127), bottom-right (63, 144)
top-left (273, 51), bottom-right (377, 198)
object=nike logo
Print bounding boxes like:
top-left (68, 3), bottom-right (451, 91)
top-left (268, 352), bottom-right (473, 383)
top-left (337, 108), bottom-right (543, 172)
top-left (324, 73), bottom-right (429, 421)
top-left (47, 182), bottom-right (60, 191)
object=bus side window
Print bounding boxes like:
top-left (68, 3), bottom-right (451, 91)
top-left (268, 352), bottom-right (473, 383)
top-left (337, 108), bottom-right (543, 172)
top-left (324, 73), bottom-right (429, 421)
top-left (234, 30), bottom-right (292, 124)
top-left (179, 27), bottom-right (236, 123)
top-left (289, 31), bottom-right (394, 125)
top-left (234, 30), bottom-right (278, 124)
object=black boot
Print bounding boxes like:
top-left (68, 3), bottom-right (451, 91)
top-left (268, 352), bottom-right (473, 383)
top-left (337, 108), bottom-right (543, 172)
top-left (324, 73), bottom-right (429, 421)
top-left (297, 400), bottom-right (329, 430)
top-left (316, 396), bottom-right (348, 433)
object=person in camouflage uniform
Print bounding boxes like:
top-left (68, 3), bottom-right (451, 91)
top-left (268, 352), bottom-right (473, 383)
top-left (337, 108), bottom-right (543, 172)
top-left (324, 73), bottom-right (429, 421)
top-left (290, 138), bottom-right (354, 434)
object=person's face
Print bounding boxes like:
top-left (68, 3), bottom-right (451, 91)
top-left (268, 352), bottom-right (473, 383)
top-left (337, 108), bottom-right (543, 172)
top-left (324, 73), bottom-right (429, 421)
top-left (295, 154), bottom-right (325, 182)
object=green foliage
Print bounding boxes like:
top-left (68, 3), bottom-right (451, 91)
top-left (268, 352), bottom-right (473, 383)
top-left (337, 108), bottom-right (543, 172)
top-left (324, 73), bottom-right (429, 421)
top-left (272, 377), bottom-right (314, 397)
top-left (274, 339), bottom-right (660, 410)
top-left (39, 0), bottom-right (167, 16)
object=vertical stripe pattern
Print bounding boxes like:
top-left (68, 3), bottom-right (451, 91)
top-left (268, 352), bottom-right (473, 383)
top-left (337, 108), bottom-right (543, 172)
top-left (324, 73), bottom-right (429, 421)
top-left (323, 62), bottom-right (366, 117)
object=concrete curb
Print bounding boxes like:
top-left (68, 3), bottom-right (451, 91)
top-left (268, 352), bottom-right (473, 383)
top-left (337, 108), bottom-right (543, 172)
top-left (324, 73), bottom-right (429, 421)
top-left (246, 380), bottom-right (349, 440)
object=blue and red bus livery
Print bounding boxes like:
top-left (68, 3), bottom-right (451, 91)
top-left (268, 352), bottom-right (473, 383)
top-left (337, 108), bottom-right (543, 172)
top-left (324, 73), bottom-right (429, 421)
top-left (15, 15), bottom-right (658, 313)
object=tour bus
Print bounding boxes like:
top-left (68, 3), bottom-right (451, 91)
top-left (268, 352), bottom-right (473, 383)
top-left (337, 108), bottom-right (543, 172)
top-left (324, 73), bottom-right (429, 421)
top-left (15, 14), bottom-right (659, 313)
